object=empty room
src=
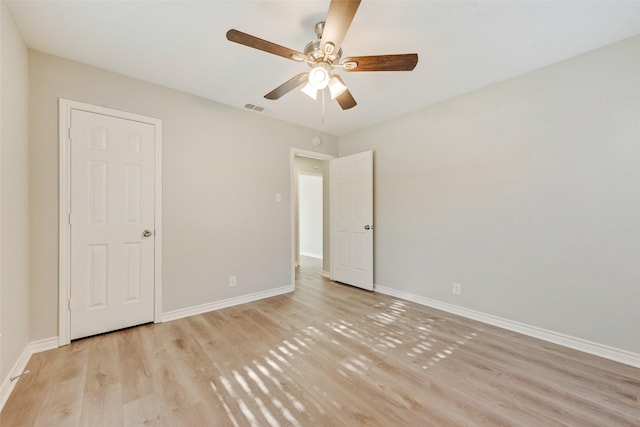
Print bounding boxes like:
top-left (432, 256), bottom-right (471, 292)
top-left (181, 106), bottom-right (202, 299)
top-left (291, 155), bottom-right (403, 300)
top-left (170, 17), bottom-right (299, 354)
top-left (1, 0), bottom-right (639, 425)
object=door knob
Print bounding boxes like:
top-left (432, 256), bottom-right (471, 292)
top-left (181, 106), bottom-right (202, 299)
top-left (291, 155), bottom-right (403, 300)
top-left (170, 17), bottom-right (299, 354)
top-left (143, 230), bottom-right (153, 237)
top-left (364, 225), bottom-right (373, 230)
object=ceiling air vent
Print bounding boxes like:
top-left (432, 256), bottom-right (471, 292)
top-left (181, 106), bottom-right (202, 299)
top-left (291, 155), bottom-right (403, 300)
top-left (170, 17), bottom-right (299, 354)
top-left (244, 103), bottom-right (269, 113)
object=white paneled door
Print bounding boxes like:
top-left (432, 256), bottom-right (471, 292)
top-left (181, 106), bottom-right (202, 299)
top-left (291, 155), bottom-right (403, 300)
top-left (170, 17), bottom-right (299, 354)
top-left (70, 109), bottom-right (156, 340)
top-left (330, 151), bottom-right (374, 290)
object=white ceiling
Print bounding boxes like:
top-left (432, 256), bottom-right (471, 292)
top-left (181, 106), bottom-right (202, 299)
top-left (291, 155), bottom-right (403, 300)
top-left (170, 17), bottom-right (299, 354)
top-left (7, 1), bottom-right (640, 136)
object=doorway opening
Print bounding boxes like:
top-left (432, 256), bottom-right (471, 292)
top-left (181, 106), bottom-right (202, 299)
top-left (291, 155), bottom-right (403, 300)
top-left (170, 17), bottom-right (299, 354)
top-left (290, 148), bottom-right (335, 288)
top-left (298, 173), bottom-right (323, 269)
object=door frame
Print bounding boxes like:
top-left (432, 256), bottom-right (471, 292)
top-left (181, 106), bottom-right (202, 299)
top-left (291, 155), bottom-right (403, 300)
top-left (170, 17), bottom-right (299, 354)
top-left (289, 148), bottom-right (335, 288)
top-left (58, 99), bottom-right (163, 346)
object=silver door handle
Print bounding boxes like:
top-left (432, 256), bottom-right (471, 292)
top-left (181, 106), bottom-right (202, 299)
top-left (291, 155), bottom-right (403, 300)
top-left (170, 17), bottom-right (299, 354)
top-left (143, 230), bottom-right (153, 237)
top-left (364, 225), bottom-right (373, 230)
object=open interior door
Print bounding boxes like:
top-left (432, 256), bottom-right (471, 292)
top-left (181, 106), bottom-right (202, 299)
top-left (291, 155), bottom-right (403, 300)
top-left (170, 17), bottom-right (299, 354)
top-left (330, 151), bottom-right (373, 290)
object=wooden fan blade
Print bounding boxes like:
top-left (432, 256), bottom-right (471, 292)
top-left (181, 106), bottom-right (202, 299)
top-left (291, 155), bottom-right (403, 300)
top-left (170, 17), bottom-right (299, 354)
top-left (320, 0), bottom-right (361, 54)
top-left (264, 73), bottom-right (309, 100)
top-left (342, 54), bottom-right (418, 72)
top-left (227, 29), bottom-right (306, 61)
top-left (335, 86), bottom-right (357, 110)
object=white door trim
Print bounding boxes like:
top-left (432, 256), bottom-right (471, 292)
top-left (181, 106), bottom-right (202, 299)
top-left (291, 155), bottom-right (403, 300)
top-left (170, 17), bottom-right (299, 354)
top-left (290, 148), bottom-right (335, 288)
top-left (58, 99), bottom-right (163, 346)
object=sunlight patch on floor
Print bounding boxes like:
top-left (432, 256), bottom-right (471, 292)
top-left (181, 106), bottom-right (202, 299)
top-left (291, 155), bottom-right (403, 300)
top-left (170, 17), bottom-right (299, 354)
top-left (252, 361), bottom-right (307, 413)
top-left (209, 381), bottom-right (240, 427)
top-left (205, 293), bottom-right (483, 426)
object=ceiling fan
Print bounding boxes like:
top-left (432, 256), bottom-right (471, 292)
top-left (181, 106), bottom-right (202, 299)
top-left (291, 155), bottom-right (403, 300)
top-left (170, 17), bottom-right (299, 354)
top-left (226, 0), bottom-right (418, 110)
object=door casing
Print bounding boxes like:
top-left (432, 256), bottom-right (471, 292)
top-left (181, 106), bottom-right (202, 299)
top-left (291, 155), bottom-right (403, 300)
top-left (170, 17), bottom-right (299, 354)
top-left (58, 99), bottom-right (163, 346)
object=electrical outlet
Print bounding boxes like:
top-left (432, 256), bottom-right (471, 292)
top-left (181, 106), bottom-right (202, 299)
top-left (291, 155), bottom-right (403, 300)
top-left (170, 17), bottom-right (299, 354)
top-left (229, 276), bottom-right (237, 287)
top-left (452, 282), bottom-right (462, 295)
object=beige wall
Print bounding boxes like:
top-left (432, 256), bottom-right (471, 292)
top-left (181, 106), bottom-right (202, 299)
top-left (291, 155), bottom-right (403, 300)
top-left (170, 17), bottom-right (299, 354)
top-left (29, 50), bottom-right (338, 340)
top-left (1, 1), bottom-right (30, 380)
top-left (340, 35), bottom-right (640, 354)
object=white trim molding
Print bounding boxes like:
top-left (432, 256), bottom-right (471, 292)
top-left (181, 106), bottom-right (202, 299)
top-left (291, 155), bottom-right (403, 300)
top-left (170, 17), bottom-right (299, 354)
top-left (0, 337), bottom-right (58, 411)
top-left (58, 99), bottom-right (163, 346)
top-left (0, 345), bottom-right (29, 411)
top-left (300, 251), bottom-right (323, 259)
top-left (375, 285), bottom-right (640, 369)
top-left (162, 285), bottom-right (294, 323)
top-left (28, 337), bottom-right (59, 355)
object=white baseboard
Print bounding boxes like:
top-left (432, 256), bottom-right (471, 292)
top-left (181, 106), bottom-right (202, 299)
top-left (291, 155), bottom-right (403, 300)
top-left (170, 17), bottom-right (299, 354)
top-left (0, 344), bottom-right (30, 411)
top-left (161, 285), bottom-right (294, 323)
top-left (375, 285), bottom-right (640, 368)
top-left (300, 252), bottom-right (322, 259)
top-left (0, 336), bottom-right (59, 411)
top-left (29, 336), bottom-right (59, 354)
top-left (322, 271), bottom-right (331, 279)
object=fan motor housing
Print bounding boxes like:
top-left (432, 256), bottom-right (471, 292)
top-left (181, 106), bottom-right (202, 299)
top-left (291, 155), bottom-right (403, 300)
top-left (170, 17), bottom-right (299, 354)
top-left (304, 40), bottom-right (342, 65)
top-left (304, 21), bottom-right (342, 65)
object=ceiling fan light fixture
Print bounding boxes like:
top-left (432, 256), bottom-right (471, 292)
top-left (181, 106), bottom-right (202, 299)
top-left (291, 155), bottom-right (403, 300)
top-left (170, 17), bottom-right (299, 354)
top-left (328, 76), bottom-right (347, 99)
top-left (301, 83), bottom-right (318, 100)
top-left (226, 0), bottom-right (418, 112)
top-left (308, 63), bottom-right (330, 89)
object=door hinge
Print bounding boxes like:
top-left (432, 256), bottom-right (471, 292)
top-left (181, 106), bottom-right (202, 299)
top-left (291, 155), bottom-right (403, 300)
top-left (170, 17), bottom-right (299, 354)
top-left (68, 298), bottom-right (71, 311)
top-left (68, 127), bottom-right (72, 141)
top-left (68, 213), bottom-right (72, 225)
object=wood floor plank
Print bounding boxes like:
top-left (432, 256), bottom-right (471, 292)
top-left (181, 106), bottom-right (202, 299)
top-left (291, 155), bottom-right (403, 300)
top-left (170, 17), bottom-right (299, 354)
top-left (78, 383), bottom-right (123, 427)
top-left (117, 326), bottom-right (156, 404)
top-left (2, 257), bottom-right (639, 426)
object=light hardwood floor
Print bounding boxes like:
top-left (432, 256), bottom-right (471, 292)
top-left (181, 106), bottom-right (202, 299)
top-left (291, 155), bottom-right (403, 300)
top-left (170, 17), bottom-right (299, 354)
top-left (2, 257), bottom-right (639, 426)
